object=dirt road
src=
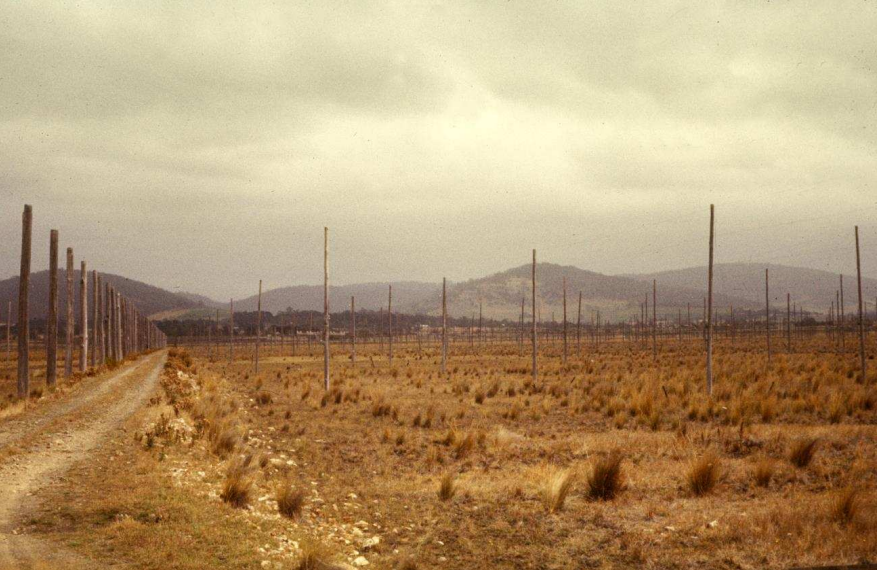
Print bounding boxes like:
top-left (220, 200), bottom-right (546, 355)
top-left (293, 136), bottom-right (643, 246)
top-left (0, 351), bottom-right (166, 569)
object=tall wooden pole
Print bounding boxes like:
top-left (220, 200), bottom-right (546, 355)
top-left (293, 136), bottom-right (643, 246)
top-left (17, 205), bottom-right (32, 398)
top-left (765, 268), bottom-right (771, 363)
top-left (79, 261), bottom-right (87, 372)
top-left (562, 276), bottom-right (568, 365)
top-left (65, 248), bottom-right (74, 376)
top-left (518, 296), bottom-right (524, 357)
top-left (255, 280), bottom-right (262, 372)
top-left (652, 279), bottom-right (657, 359)
top-left (855, 226), bottom-right (867, 382)
top-left (6, 302), bottom-right (11, 371)
top-left (96, 274), bottom-right (103, 364)
top-left (388, 285), bottom-right (393, 366)
top-left (229, 299), bottom-right (235, 363)
top-left (706, 204), bottom-right (715, 396)
top-left (323, 227), bottom-right (330, 390)
top-left (840, 275), bottom-right (845, 351)
top-left (786, 292), bottom-right (791, 353)
top-left (91, 270), bottom-right (98, 366)
top-left (441, 278), bottom-right (447, 374)
top-left (531, 249), bottom-right (537, 382)
top-left (46, 229), bottom-right (59, 387)
top-left (351, 296), bottom-right (356, 366)
top-left (576, 291), bottom-right (582, 354)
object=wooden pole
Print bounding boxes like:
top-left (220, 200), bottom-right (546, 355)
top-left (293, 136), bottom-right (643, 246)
top-left (6, 302), bottom-right (11, 371)
top-left (388, 285), bottom-right (393, 366)
top-left (765, 268), bottom-right (771, 363)
top-left (79, 261), bottom-right (87, 372)
top-left (64, 248), bottom-right (74, 376)
top-left (323, 227), bottom-right (330, 390)
top-left (91, 270), bottom-right (98, 366)
top-left (518, 296), bottom-right (524, 357)
top-left (531, 249), bottom-right (537, 382)
top-left (441, 278), bottom-right (447, 374)
top-left (562, 276), bottom-right (568, 365)
top-left (256, 280), bottom-right (262, 372)
top-left (17, 205), bottom-right (32, 398)
top-left (46, 229), bottom-right (59, 387)
top-left (576, 291), bottom-right (582, 354)
top-left (706, 204), bottom-right (714, 396)
top-left (351, 296), bottom-right (356, 366)
top-left (229, 299), bottom-right (235, 363)
top-left (786, 292), bottom-right (791, 353)
top-left (855, 226), bottom-right (867, 382)
top-left (840, 275), bottom-right (845, 351)
top-left (96, 274), bottom-right (103, 364)
top-left (652, 279), bottom-right (657, 359)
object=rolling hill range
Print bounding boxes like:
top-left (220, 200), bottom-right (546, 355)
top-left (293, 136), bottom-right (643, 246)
top-left (230, 282), bottom-right (441, 315)
top-left (625, 263), bottom-right (877, 314)
top-left (0, 270), bottom-right (202, 321)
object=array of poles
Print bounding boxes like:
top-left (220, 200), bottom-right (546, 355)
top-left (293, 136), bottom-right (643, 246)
top-left (202, 206), bottom-right (869, 395)
top-left (11, 204), bottom-right (167, 399)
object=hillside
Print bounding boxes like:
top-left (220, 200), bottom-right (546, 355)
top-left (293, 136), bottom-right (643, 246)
top-left (410, 263), bottom-right (759, 322)
top-left (231, 282), bottom-right (440, 315)
top-left (626, 263), bottom-right (877, 313)
top-left (0, 270), bottom-right (200, 321)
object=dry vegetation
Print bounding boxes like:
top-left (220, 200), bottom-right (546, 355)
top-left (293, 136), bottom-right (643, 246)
top-left (7, 334), bottom-right (877, 568)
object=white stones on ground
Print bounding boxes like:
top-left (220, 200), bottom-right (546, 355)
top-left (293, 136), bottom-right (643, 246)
top-left (352, 556), bottom-right (370, 566)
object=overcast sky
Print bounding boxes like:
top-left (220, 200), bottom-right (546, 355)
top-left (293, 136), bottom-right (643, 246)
top-left (2, 1), bottom-right (876, 300)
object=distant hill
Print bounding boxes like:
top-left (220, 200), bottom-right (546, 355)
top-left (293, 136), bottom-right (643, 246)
top-left (0, 270), bottom-right (200, 321)
top-left (176, 291), bottom-right (224, 309)
top-left (409, 263), bottom-right (759, 322)
top-left (232, 282), bottom-right (441, 315)
top-left (625, 263), bottom-right (877, 313)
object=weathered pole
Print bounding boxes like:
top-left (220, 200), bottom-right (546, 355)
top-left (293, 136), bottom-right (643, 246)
top-left (531, 249), bottom-right (537, 382)
top-left (229, 299), bottom-right (235, 363)
top-left (65, 248), bottom-right (74, 376)
top-left (96, 274), bottom-right (103, 364)
top-left (576, 291), bottom-right (582, 354)
top-left (79, 261), bottom-right (87, 372)
top-left (518, 296), bottom-right (524, 357)
top-left (706, 204), bottom-right (715, 396)
top-left (255, 280), bottom-right (262, 372)
top-left (323, 227), bottom-right (330, 390)
top-left (855, 226), bottom-right (867, 382)
top-left (652, 279), bottom-right (657, 359)
top-left (840, 275), bottom-right (845, 351)
top-left (441, 278), bottom-right (448, 374)
top-left (388, 285), bottom-right (393, 366)
top-left (6, 302), bottom-right (11, 370)
top-left (350, 296), bottom-right (356, 366)
top-left (562, 277), bottom-right (568, 365)
top-left (46, 229), bottom-right (59, 387)
top-left (17, 205), bottom-right (32, 398)
top-left (786, 292), bottom-right (791, 353)
top-left (91, 270), bottom-right (98, 367)
top-left (765, 268), bottom-right (771, 363)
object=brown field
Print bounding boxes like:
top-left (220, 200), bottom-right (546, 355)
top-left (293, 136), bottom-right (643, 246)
top-left (2, 335), bottom-right (876, 569)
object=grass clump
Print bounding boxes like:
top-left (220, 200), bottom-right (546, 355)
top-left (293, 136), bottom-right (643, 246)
top-left (276, 483), bottom-right (306, 519)
top-left (438, 473), bottom-right (457, 501)
top-left (687, 453), bottom-right (721, 497)
top-left (831, 487), bottom-right (862, 525)
top-left (752, 457), bottom-right (775, 488)
top-left (587, 451), bottom-right (624, 500)
top-left (541, 468), bottom-right (574, 513)
top-left (789, 437), bottom-right (818, 468)
top-left (220, 459), bottom-right (253, 508)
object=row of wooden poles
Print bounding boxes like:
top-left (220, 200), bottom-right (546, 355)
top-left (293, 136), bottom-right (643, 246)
top-left (12, 204), bottom-right (167, 398)
top-left (213, 207), bottom-right (870, 395)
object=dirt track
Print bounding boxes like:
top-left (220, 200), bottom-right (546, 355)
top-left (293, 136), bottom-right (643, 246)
top-left (0, 351), bottom-right (166, 569)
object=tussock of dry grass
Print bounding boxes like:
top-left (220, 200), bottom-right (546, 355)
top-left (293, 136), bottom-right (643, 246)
top-left (541, 468), bottom-right (574, 513)
top-left (438, 473), bottom-right (456, 501)
top-left (587, 451), bottom-right (624, 500)
top-left (753, 457), bottom-right (775, 488)
top-left (789, 437), bottom-right (819, 468)
top-left (831, 487), bottom-right (862, 525)
top-left (687, 453), bottom-right (721, 496)
top-left (276, 482), bottom-right (306, 519)
top-left (220, 460), bottom-right (253, 508)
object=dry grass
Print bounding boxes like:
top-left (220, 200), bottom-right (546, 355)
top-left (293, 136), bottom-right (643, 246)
top-left (586, 451), bottom-right (625, 500)
top-left (831, 487), bottom-right (862, 525)
top-left (753, 457), bottom-right (775, 488)
top-left (294, 540), bottom-right (339, 570)
top-left (687, 453), bottom-right (722, 496)
top-left (541, 468), bottom-right (575, 513)
top-left (220, 459), bottom-right (253, 508)
top-left (437, 473), bottom-right (457, 501)
top-left (276, 482), bottom-right (306, 519)
top-left (789, 437), bottom-right (819, 468)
